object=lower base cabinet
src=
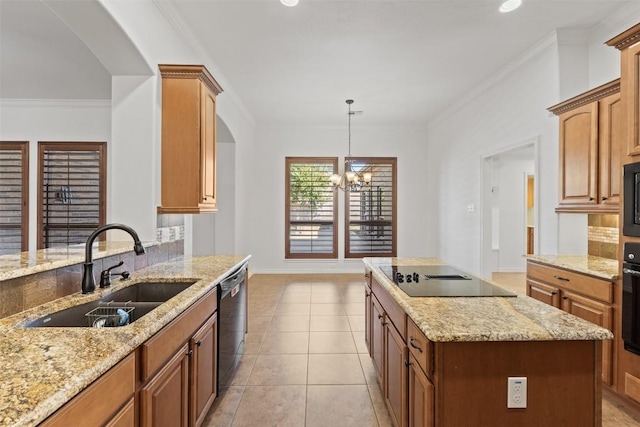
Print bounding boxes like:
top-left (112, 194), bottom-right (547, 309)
top-left (366, 269), bottom-right (603, 427)
top-left (408, 354), bottom-right (434, 427)
top-left (141, 344), bottom-right (190, 427)
top-left (42, 288), bottom-right (219, 427)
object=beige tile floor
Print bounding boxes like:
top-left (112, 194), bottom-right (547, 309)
top-left (202, 272), bottom-right (640, 426)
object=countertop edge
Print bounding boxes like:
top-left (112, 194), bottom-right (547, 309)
top-left (363, 257), bottom-right (614, 343)
top-left (525, 255), bottom-right (619, 281)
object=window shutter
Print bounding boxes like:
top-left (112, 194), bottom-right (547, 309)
top-left (345, 157), bottom-right (397, 258)
top-left (285, 157), bottom-right (338, 258)
top-left (0, 142), bottom-right (28, 255)
top-left (39, 142), bottom-right (106, 249)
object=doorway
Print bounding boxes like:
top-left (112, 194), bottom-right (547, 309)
top-left (481, 140), bottom-right (538, 280)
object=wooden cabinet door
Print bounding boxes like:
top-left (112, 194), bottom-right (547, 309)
top-left (105, 398), bottom-right (135, 427)
top-left (385, 322), bottom-right (408, 427)
top-left (365, 283), bottom-right (372, 355)
top-left (624, 42), bottom-right (640, 156)
top-left (408, 354), bottom-right (434, 427)
top-left (372, 294), bottom-right (385, 387)
top-left (200, 83), bottom-right (216, 207)
top-left (526, 279), bottom-right (561, 308)
top-left (561, 290), bottom-right (613, 385)
top-left (140, 344), bottom-right (190, 427)
top-left (558, 101), bottom-right (599, 205)
top-left (190, 314), bottom-right (218, 427)
top-left (599, 92), bottom-right (622, 205)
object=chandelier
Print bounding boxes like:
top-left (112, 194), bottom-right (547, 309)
top-left (330, 99), bottom-right (372, 191)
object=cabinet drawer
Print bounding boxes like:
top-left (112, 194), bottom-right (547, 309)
top-left (527, 261), bottom-right (613, 303)
top-left (41, 353), bottom-right (135, 427)
top-left (408, 318), bottom-right (433, 379)
top-left (141, 288), bottom-right (217, 382)
top-left (372, 276), bottom-right (406, 340)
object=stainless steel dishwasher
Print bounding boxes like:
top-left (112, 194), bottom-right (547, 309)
top-left (217, 264), bottom-right (247, 387)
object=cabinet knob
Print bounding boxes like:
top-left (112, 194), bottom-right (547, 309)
top-left (551, 292), bottom-right (557, 296)
top-left (404, 360), bottom-right (411, 367)
top-left (378, 314), bottom-right (383, 319)
top-left (589, 197), bottom-right (594, 201)
top-left (187, 349), bottom-right (193, 357)
top-left (602, 197), bottom-right (608, 201)
top-left (195, 340), bottom-right (202, 347)
top-left (562, 296), bottom-right (568, 300)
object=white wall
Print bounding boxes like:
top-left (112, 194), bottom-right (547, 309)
top-left (497, 158), bottom-right (534, 272)
top-left (247, 125), bottom-right (432, 273)
top-left (428, 39), bottom-right (559, 275)
top-left (0, 100), bottom-right (111, 249)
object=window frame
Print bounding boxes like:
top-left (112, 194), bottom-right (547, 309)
top-left (37, 141), bottom-right (107, 249)
top-left (344, 156), bottom-right (397, 258)
top-left (285, 157), bottom-right (338, 259)
top-left (0, 141), bottom-right (29, 253)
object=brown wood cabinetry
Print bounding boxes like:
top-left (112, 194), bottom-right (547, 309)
top-left (549, 80), bottom-right (621, 213)
top-left (364, 270), bottom-right (372, 354)
top-left (367, 266), bottom-right (604, 426)
top-left (526, 260), bottom-right (614, 385)
top-left (45, 286), bottom-right (220, 426)
top-left (40, 353), bottom-right (136, 427)
top-left (607, 23), bottom-right (640, 156)
top-left (368, 274), bottom-right (409, 427)
top-left (140, 288), bottom-right (219, 426)
top-left (190, 313), bottom-right (218, 427)
top-left (158, 64), bottom-right (223, 214)
top-left (140, 343), bottom-right (190, 427)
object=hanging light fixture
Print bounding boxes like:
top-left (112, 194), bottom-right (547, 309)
top-left (330, 99), bottom-right (372, 191)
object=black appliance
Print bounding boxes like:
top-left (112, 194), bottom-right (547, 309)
top-left (623, 161), bottom-right (640, 237)
top-left (217, 264), bottom-right (247, 388)
top-left (623, 243), bottom-right (640, 355)
top-left (379, 265), bottom-right (516, 297)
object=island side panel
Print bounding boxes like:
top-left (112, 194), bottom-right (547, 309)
top-left (436, 340), bottom-right (601, 427)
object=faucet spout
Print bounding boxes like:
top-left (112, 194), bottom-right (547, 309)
top-left (81, 223), bottom-right (146, 294)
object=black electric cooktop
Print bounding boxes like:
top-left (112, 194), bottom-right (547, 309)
top-left (379, 265), bottom-right (516, 297)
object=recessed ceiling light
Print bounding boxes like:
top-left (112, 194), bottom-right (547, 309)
top-left (281, 0), bottom-right (299, 7)
top-left (499, 0), bottom-right (522, 13)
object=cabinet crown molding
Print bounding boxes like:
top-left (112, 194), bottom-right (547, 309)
top-left (548, 79), bottom-right (620, 116)
top-left (606, 22), bottom-right (640, 50)
top-left (158, 64), bottom-right (223, 95)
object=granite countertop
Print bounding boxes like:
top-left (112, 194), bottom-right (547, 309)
top-left (0, 241), bottom-right (159, 282)
top-left (0, 254), bottom-right (250, 427)
top-left (525, 254), bottom-right (619, 281)
top-left (364, 257), bottom-right (614, 343)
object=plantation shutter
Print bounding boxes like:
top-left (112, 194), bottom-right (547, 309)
top-left (285, 157), bottom-right (338, 258)
top-left (38, 142), bottom-right (106, 249)
top-left (345, 157), bottom-right (397, 258)
top-left (0, 142), bottom-right (29, 255)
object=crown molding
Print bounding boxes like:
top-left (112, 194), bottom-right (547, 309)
top-left (429, 31), bottom-right (557, 128)
top-left (152, 0), bottom-right (256, 127)
top-left (606, 22), bottom-right (640, 50)
top-left (547, 79), bottom-right (620, 115)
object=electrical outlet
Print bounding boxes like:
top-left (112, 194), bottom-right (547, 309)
top-left (507, 377), bottom-right (527, 408)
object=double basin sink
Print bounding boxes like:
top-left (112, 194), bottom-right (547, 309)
top-left (24, 281), bottom-right (196, 328)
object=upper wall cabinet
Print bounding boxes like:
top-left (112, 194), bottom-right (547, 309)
top-left (548, 79), bottom-right (622, 213)
top-left (607, 23), bottom-right (640, 157)
top-left (157, 64), bottom-right (223, 214)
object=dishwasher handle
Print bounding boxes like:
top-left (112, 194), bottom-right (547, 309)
top-left (220, 266), bottom-right (246, 292)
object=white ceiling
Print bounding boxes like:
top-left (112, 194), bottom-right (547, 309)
top-left (0, 0), bottom-right (634, 126)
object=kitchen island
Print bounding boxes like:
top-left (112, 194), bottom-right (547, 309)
top-left (0, 254), bottom-right (250, 427)
top-left (364, 257), bottom-right (613, 427)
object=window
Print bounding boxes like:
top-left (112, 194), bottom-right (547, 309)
top-left (38, 142), bottom-right (106, 249)
top-left (285, 157), bottom-right (338, 258)
top-left (0, 141), bottom-right (29, 255)
top-left (345, 157), bottom-right (397, 258)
